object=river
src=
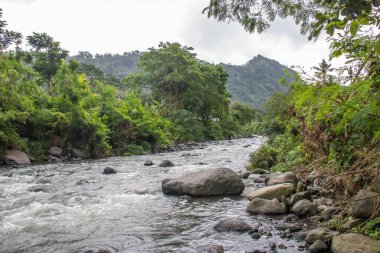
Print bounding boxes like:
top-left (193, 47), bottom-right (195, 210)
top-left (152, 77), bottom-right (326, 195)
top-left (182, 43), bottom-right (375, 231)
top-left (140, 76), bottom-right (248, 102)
top-left (0, 137), bottom-right (303, 253)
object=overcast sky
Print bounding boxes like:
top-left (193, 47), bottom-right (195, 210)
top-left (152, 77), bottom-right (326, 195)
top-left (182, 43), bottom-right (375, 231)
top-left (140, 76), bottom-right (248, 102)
top-left (1, 0), bottom-right (334, 70)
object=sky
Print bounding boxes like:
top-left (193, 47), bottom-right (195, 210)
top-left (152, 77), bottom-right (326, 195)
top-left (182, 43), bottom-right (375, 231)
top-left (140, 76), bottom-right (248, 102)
top-left (1, 0), bottom-right (335, 70)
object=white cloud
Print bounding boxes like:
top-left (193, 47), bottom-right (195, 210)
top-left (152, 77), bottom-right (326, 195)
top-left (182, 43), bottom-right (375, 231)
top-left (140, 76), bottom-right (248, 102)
top-left (1, 0), bottom-right (333, 69)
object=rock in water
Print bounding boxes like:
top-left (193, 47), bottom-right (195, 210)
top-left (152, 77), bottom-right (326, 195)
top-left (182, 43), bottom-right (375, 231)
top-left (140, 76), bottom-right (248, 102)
top-left (159, 160), bottom-right (174, 167)
top-left (239, 171), bottom-right (251, 179)
top-left (162, 167), bottom-right (244, 196)
top-left (245, 183), bottom-right (294, 200)
top-left (0, 150), bottom-right (31, 165)
top-left (351, 190), bottom-right (380, 219)
top-left (103, 167), bottom-right (117, 174)
top-left (331, 233), bottom-right (379, 253)
top-left (144, 160), bottom-right (154, 166)
top-left (247, 198), bottom-right (287, 214)
top-left (196, 244), bottom-right (224, 253)
top-left (213, 217), bottom-right (252, 232)
top-left (266, 172), bottom-right (298, 186)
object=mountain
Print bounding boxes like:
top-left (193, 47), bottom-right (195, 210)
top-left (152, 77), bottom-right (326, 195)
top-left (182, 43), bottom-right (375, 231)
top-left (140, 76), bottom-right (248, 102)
top-left (70, 51), bottom-right (141, 78)
top-left (222, 55), bottom-right (291, 108)
top-left (71, 52), bottom-right (291, 108)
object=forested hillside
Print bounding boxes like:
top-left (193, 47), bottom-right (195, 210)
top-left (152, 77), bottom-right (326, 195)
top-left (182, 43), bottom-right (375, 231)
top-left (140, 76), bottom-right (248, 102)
top-left (222, 55), bottom-right (290, 108)
top-left (71, 53), bottom-right (290, 108)
top-left (70, 51), bottom-right (140, 79)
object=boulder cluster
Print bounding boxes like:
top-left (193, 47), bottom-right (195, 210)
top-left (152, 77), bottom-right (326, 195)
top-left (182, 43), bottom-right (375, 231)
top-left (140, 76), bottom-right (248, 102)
top-left (162, 168), bottom-right (380, 253)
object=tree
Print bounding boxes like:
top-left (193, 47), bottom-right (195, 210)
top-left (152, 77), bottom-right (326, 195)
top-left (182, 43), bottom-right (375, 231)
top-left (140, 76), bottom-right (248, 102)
top-left (26, 32), bottom-right (68, 89)
top-left (0, 8), bottom-right (22, 51)
top-left (204, 0), bottom-right (380, 40)
top-left (313, 59), bottom-right (334, 85)
top-left (126, 42), bottom-right (232, 140)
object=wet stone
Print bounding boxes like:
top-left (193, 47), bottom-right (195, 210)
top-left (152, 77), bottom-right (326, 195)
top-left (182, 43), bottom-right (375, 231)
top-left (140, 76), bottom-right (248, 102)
top-left (144, 160), bottom-right (154, 166)
top-left (269, 241), bottom-right (276, 250)
top-left (213, 217), bottom-right (252, 232)
top-left (103, 167), bottom-right (117, 174)
top-left (159, 160), bottom-right (174, 167)
top-left (250, 232), bottom-right (261, 239)
top-left (196, 244), bottom-right (224, 253)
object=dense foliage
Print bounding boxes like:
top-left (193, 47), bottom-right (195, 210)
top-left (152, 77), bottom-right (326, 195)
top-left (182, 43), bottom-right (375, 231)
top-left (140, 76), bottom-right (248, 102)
top-left (124, 42), bottom-right (250, 141)
top-left (0, 10), bottom-right (260, 161)
top-left (212, 0), bottom-right (380, 192)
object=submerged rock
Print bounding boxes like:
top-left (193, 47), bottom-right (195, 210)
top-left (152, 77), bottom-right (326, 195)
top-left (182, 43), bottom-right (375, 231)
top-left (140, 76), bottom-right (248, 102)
top-left (196, 244), bottom-right (224, 253)
top-left (162, 167), bottom-right (244, 196)
top-left (351, 190), bottom-right (380, 219)
top-left (247, 198), bottom-right (287, 214)
top-left (266, 172), bottom-right (298, 186)
top-left (331, 233), bottom-right (379, 253)
top-left (245, 183), bottom-right (294, 200)
top-left (28, 185), bottom-right (50, 193)
top-left (0, 150), bottom-right (31, 165)
top-left (159, 160), bottom-right (174, 167)
top-left (144, 160), bottom-right (154, 166)
top-left (103, 167), bottom-right (117, 174)
top-left (213, 217), bottom-right (252, 232)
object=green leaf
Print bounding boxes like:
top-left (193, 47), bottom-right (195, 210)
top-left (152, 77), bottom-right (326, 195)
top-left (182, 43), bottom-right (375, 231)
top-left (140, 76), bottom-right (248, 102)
top-left (357, 15), bottom-right (369, 25)
top-left (350, 21), bottom-right (359, 36)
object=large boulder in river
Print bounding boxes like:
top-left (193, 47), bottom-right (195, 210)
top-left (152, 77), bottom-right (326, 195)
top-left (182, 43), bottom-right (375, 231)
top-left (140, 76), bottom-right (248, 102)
top-left (0, 150), bottom-right (31, 165)
top-left (245, 183), bottom-right (294, 200)
top-left (351, 190), bottom-right (380, 219)
top-left (247, 198), bottom-right (287, 215)
top-left (213, 217), bottom-right (252, 232)
top-left (266, 172), bottom-right (298, 186)
top-left (162, 168), bottom-right (244, 196)
top-left (331, 233), bottom-right (379, 253)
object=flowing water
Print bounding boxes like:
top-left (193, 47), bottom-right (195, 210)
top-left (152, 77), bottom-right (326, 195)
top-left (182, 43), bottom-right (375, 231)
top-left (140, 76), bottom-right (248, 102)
top-left (0, 137), bottom-right (304, 253)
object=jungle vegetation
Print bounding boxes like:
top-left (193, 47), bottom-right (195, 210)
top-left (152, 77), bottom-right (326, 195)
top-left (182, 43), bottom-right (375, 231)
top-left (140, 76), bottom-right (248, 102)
top-left (0, 9), bottom-right (259, 161)
top-left (205, 0), bottom-right (380, 196)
